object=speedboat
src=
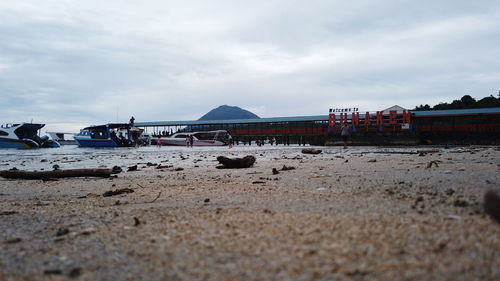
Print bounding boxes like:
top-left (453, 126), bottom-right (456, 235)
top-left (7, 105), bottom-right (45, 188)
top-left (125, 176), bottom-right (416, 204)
top-left (0, 123), bottom-right (60, 149)
top-left (74, 123), bottom-right (143, 147)
top-left (159, 130), bottom-right (230, 146)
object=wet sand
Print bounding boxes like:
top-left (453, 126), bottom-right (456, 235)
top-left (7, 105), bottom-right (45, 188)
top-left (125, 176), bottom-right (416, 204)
top-left (1, 146), bottom-right (499, 280)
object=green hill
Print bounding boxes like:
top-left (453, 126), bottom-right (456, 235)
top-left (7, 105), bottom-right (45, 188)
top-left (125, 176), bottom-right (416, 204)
top-left (198, 105), bottom-right (260, 120)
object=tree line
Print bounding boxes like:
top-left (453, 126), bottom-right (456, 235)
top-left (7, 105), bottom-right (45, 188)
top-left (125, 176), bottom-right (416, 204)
top-left (414, 93), bottom-right (500, 111)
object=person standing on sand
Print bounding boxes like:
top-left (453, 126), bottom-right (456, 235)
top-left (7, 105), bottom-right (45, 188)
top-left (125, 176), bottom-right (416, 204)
top-left (228, 135), bottom-right (233, 148)
top-left (341, 123), bottom-right (350, 149)
top-left (156, 136), bottom-right (162, 148)
top-left (189, 135), bottom-right (194, 147)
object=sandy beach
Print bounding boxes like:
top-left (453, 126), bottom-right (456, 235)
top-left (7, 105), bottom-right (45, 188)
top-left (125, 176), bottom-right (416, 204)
top-left (1, 145), bottom-right (499, 281)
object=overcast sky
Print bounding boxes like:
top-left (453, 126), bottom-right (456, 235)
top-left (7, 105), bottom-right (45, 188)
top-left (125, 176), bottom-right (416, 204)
top-left (1, 0), bottom-right (499, 132)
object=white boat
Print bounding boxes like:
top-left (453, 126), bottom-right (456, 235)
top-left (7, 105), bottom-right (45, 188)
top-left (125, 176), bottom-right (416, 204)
top-left (158, 130), bottom-right (230, 146)
top-left (47, 132), bottom-right (77, 145)
top-left (0, 123), bottom-right (60, 149)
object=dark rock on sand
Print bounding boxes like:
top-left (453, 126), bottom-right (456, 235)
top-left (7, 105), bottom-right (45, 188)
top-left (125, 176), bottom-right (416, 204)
top-left (301, 148), bottom-right (322, 155)
top-left (484, 189), bottom-right (500, 223)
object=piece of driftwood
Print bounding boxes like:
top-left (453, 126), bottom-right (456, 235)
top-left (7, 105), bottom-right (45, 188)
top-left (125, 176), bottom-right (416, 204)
top-left (216, 155), bottom-right (256, 169)
top-left (0, 166), bottom-right (122, 180)
top-left (103, 188), bottom-right (134, 197)
top-left (301, 148), bottom-right (322, 155)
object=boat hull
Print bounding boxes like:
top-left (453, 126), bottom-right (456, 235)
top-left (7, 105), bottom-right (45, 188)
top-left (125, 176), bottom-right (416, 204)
top-left (0, 138), bottom-right (39, 149)
top-left (74, 137), bottom-right (119, 148)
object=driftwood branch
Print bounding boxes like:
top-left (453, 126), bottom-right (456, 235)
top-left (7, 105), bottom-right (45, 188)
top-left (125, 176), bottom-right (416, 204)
top-left (0, 167), bottom-right (122, 180)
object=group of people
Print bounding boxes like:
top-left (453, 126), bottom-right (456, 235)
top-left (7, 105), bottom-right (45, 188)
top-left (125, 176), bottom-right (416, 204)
top-left (185, 135), bottom-right (195, 147)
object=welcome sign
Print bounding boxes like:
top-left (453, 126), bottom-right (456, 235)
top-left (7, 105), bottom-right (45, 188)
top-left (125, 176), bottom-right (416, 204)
top-left (328, 108), bottom-right (411, 126)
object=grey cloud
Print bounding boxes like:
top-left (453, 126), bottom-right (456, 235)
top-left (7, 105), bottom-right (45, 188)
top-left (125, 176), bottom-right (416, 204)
top-left (0, 0), bottom-right (499, 132)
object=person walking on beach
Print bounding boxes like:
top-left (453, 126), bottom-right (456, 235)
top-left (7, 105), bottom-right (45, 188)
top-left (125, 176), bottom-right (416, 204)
top-left (340, 123), bottom-right (350, 149)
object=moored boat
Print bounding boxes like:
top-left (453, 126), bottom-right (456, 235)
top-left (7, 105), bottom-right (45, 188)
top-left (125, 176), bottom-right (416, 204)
top-left (47, 132), bottom-right (77, 145)
top-left (0, 123), bottom-right (60, 149)
top-left (74, 123), bottom-right (143, 147)
top-left (159, 130), bottom-right (230, 146)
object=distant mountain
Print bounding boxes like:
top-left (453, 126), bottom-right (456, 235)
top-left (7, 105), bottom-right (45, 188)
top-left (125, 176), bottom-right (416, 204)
top-left (198, 105), bottom-right (260, 120)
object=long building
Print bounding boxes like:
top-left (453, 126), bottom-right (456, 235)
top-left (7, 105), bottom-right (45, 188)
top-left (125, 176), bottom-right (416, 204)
top-left (135, 107), bottom-right (500, 145)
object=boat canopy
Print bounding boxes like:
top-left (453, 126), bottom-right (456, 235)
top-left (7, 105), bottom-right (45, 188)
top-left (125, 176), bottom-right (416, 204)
top-left (83, 123), bottom-right (131, 130)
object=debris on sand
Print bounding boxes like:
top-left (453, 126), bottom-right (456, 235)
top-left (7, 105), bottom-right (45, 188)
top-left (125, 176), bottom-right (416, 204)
top-left (216, 155), bottom-right (256, 169)
top-left (4, 237), bottom-right (22, 244)
top-left (453, 200), bottom-right (469, 207)
top-left (426, 160), bottom-right (440, 168)
top-left (367, 159), bottom-right (377, 163)
top-left (301, 148), bottom-right (322, 155)
top-left (127, 165), bottom-right (138, 172)
top-left (272, 168), bottom-right (279, 175)
top-left (103, 188), bottom-right (134, 197)
top-left (156, 164), bottom-right (173, 169)
top-left (281, 165), bottom-right (295, 171)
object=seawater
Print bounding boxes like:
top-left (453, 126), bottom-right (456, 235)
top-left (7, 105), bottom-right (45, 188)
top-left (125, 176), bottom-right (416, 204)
top-left (0, 145), bottom-right (321, 171)
top-left (0, 145), bottom-right (457, 171)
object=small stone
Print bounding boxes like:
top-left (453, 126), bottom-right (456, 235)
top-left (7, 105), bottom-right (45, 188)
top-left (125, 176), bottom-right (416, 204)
top-left (56, 228), bottom-right (70, 236)
top-left (204, 198), bottom-right (210, 203)
top-left (44, 269), bottom-right (62, 275)
top-left (80, 227), bottom-right (96, 235)
top-left (68, 267), bottom-right (82, 278)
top-left (445, 189), bottom-right (455, 196)
top-left (453, 200), bottom-right (469, 207)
